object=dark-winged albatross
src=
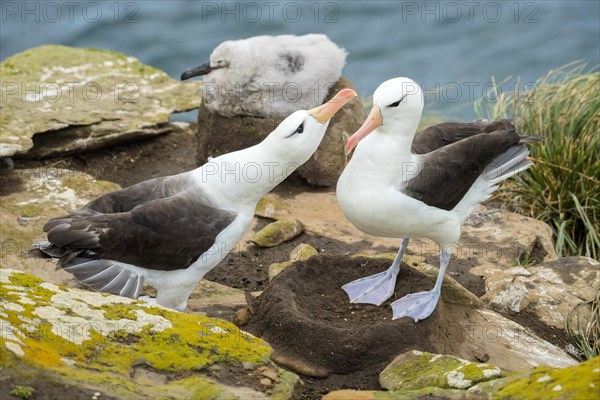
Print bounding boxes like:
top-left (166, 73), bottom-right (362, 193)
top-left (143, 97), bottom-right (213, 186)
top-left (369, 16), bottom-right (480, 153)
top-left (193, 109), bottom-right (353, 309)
top-left (32, 88), bottom-right (357, 311)
top-left (336, 77), bottom-right (542, 322)
top-left (181, 34), bottom-right (347, 118)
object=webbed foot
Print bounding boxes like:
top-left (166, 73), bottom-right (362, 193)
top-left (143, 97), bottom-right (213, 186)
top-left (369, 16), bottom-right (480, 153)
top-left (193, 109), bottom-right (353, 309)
top-left (390, 289), bottom-right (440, 322)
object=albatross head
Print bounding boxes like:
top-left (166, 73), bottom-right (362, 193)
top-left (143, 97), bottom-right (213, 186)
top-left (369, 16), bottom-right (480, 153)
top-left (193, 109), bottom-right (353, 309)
top-left (263, 88), bottom-right (357, 164)
top-left (180, 41), bottom-right (236, 80)
top-left (347, 77), bottom-right (424, 152)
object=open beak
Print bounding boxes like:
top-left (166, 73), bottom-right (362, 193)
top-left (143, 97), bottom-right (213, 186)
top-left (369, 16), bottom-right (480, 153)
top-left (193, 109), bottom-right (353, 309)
top-left (347, 105), bottom-right (382, 152)
top-left (308, 88), bottom-right (357, 124)
top-left (181, 61), bottom-right (212, 80)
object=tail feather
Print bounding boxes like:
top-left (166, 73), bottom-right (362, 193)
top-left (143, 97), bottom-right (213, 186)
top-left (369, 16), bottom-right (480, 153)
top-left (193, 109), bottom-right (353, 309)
top-left (453, 139), bottom-right (538, 220)
top-left (62, 258), bottom-right (144, 298)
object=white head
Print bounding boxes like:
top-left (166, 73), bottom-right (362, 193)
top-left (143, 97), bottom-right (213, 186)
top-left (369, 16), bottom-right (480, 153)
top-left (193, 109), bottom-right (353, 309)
top-left (347, 77), bottom-right (424, 151)
top-left (262, 88), bottom-right (357, 165)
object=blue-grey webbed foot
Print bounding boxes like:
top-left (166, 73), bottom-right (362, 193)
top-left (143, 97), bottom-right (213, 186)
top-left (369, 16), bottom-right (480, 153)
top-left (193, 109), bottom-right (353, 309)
top-left (390, 289), bottom-right (440, 322)
top-left (342, 265), bottom-right (400, 306)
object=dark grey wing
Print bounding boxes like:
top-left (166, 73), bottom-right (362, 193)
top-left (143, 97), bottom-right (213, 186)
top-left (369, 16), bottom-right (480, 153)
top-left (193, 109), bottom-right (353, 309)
top-left (402, 130), bottom-right (522, 211)
top-left (44, 193), bottom-right (238, 271)
top-left (85, 174), bottom-right (191, 213)
top-left (412, 120), bottom-right (515, 154)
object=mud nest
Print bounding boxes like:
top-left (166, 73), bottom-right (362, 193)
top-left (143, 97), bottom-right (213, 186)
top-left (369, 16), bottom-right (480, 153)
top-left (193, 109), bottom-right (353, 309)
top-left (245, 254), bottom-right (450, 378)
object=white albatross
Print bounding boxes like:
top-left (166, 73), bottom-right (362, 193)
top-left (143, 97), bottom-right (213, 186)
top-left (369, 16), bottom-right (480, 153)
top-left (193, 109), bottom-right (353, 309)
top-left (336, 77), bottom-right (543, 322)
top-left (181, 34), bottom-right (347, 118)
top-left (32, 88), bottom-right (357, 311)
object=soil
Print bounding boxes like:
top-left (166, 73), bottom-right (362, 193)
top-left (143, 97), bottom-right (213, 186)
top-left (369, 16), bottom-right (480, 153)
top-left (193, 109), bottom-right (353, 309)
top-left (1, 375), bottom-right (118, 400)
top-left (244, 254), bottom-right (451, 399)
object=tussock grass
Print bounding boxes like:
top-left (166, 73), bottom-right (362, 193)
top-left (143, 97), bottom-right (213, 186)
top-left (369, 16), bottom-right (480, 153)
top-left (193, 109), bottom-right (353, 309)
top-left (566, 288), bottom-right (600, 359)
top-left (475, 62), bottom-right (600, 259)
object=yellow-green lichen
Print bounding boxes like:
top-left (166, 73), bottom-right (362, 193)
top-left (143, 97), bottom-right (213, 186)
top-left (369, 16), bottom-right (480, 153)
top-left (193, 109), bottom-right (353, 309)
top-left (250, 218), bottom-right (305, 248)
top-left (1, 269), bottom-right (285, 399)
top-left (17, 204), bottom-right (44, 217)
top-left (380, 351), bottom-right (502, 391)
top-left (99, 304), bottom-right (138, 321)
top-left (488, 357), bottom-right (600, 400)
top-left (10, 385), bottom-right (34, 399)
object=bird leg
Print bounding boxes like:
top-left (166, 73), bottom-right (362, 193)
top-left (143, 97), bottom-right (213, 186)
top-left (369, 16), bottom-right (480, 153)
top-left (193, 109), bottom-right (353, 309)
top-left (342, 238), bottom-right (409, 306)
top-left (391, 247), bottom-right (450, 322)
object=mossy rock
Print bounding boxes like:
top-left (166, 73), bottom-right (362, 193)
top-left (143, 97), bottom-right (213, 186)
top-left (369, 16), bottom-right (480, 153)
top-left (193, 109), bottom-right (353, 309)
top-left (0, 168), bottom-right (120, 286)
top-left (468, 356), bottom-right (600, 399)
top-left (255, 195), bottom-right (293, 220)
top-left (0, 45), bottom-right (203, 157)
top-left (250, 218), bottom-right (305, 248)
top-left (269, 244), bottom-right (318, 281)
top-left (0, 268), bottom-right (300, 400)
top-left (380, 350), bottom-right (503, 391)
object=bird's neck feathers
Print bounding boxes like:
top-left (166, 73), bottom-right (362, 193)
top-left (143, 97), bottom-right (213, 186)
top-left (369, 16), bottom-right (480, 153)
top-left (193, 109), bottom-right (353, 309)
top-left (194, 142), bottom-right (300, 210)
top-left (357, 115), bottom-right (420, 163)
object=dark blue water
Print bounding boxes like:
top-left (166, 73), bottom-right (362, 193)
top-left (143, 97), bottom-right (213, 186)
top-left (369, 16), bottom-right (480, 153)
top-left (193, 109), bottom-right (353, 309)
top-left (2, 1), bottom-right (599, 119)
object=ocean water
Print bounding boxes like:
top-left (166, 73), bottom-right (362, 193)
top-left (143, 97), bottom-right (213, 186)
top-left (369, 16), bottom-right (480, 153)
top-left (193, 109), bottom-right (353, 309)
top-left (1, 0), bottom-right (599, 119)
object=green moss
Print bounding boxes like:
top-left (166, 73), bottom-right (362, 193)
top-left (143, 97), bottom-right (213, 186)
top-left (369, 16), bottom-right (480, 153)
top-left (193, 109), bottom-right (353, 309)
top-left (61, 173), bottom-right (119, 194)
top-left (255, 196), bottom-right (291, 220)
top-left (491, 357), bottom-right (599, 400)
top-left (99, 304), bottom-right (138, 321)
top-left (8, 272), bottom-right (44, 288)
top-left (380, 351), bottom-right (502, 391)
top-left (250, 218), bottom-right (305, 248)
top-left (291, 243), bottom-right (318, 261)
top-left (10, 385), bottom-right (34, 399)
top-left (268, 261), bottom-right (293, 281)
top-left (17, 204), bottom-right (43, 217)
top-left (1, 222), bottom-right (38, 248)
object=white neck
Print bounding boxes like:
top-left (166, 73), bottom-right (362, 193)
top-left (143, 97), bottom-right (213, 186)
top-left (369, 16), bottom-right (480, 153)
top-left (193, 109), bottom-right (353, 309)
top-left (192, 142), bottom-right (300, 211)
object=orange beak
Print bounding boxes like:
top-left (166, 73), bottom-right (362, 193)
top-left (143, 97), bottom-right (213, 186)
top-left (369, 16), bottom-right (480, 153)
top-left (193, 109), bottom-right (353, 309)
top-left (308, 88), bottom-right (357, 123)
top-left (347, 105), bottom-right (382, 152)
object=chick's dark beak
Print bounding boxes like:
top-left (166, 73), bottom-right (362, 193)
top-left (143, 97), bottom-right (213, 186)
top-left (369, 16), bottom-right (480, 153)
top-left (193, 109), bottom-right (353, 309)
top-left (181, 61), bottom-right (212, 81)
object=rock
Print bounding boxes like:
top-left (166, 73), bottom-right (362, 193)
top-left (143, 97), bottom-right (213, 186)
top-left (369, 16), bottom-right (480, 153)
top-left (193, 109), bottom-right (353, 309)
top-left (233, 308), bottom-right (251, 327)
top-left (0, 45), bottom-right (202, 158)
top-left (255, 194), bottom-right (293, 220)
top-left (269, 261), bottom-right (294, 282)
top-left (269, 244), bottom-right (318, 281)
top-left (185, 279), bottom-right (247, 321)
top-left (0, 268), bottom-right (300, 400)
top-left (250, 218), bottom-right (305, 248)
top-left (245, 255), bottom-right (577, 378)
top-left (323, 388), bottom-right (484, 400)
top-left (196, 77), bottom-right (364, 187)
top-left (468, 356), bottom-right (600, 399)
top-left (290, 243), bottom-right (318, 261)
top-left (461, 206), bottom-right (558, 289)
top-left (481, 257), bottom-right (600, 331)
top-left (379, 350), bottom-right (502, 391)
top-left (271, 352), bottom-right (330, 378)
top-left (0, 168), bottom-right (120, 287)
top-left (322, 390), bottom-right (376, 400)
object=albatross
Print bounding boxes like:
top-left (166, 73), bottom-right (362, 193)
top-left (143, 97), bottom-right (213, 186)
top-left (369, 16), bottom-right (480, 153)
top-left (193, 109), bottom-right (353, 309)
top-left (32, 88), bottom-right (357, 311)
top-left (181, 34), bottom-right (347, 118)
top-left (336, 77), bottom-right (542, 322)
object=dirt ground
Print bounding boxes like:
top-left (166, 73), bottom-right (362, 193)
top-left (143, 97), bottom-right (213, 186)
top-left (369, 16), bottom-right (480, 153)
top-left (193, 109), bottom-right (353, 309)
top-left (245, 255), bottom-right (447, 399)
top-left (9, 128), bottom-right (573, 399)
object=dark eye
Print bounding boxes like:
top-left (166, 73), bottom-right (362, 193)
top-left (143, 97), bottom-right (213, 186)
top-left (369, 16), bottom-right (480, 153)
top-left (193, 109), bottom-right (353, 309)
top-left (388, 94), bottom-right (408, 108)
top-left (295, 123), bottom-right (304, 134)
